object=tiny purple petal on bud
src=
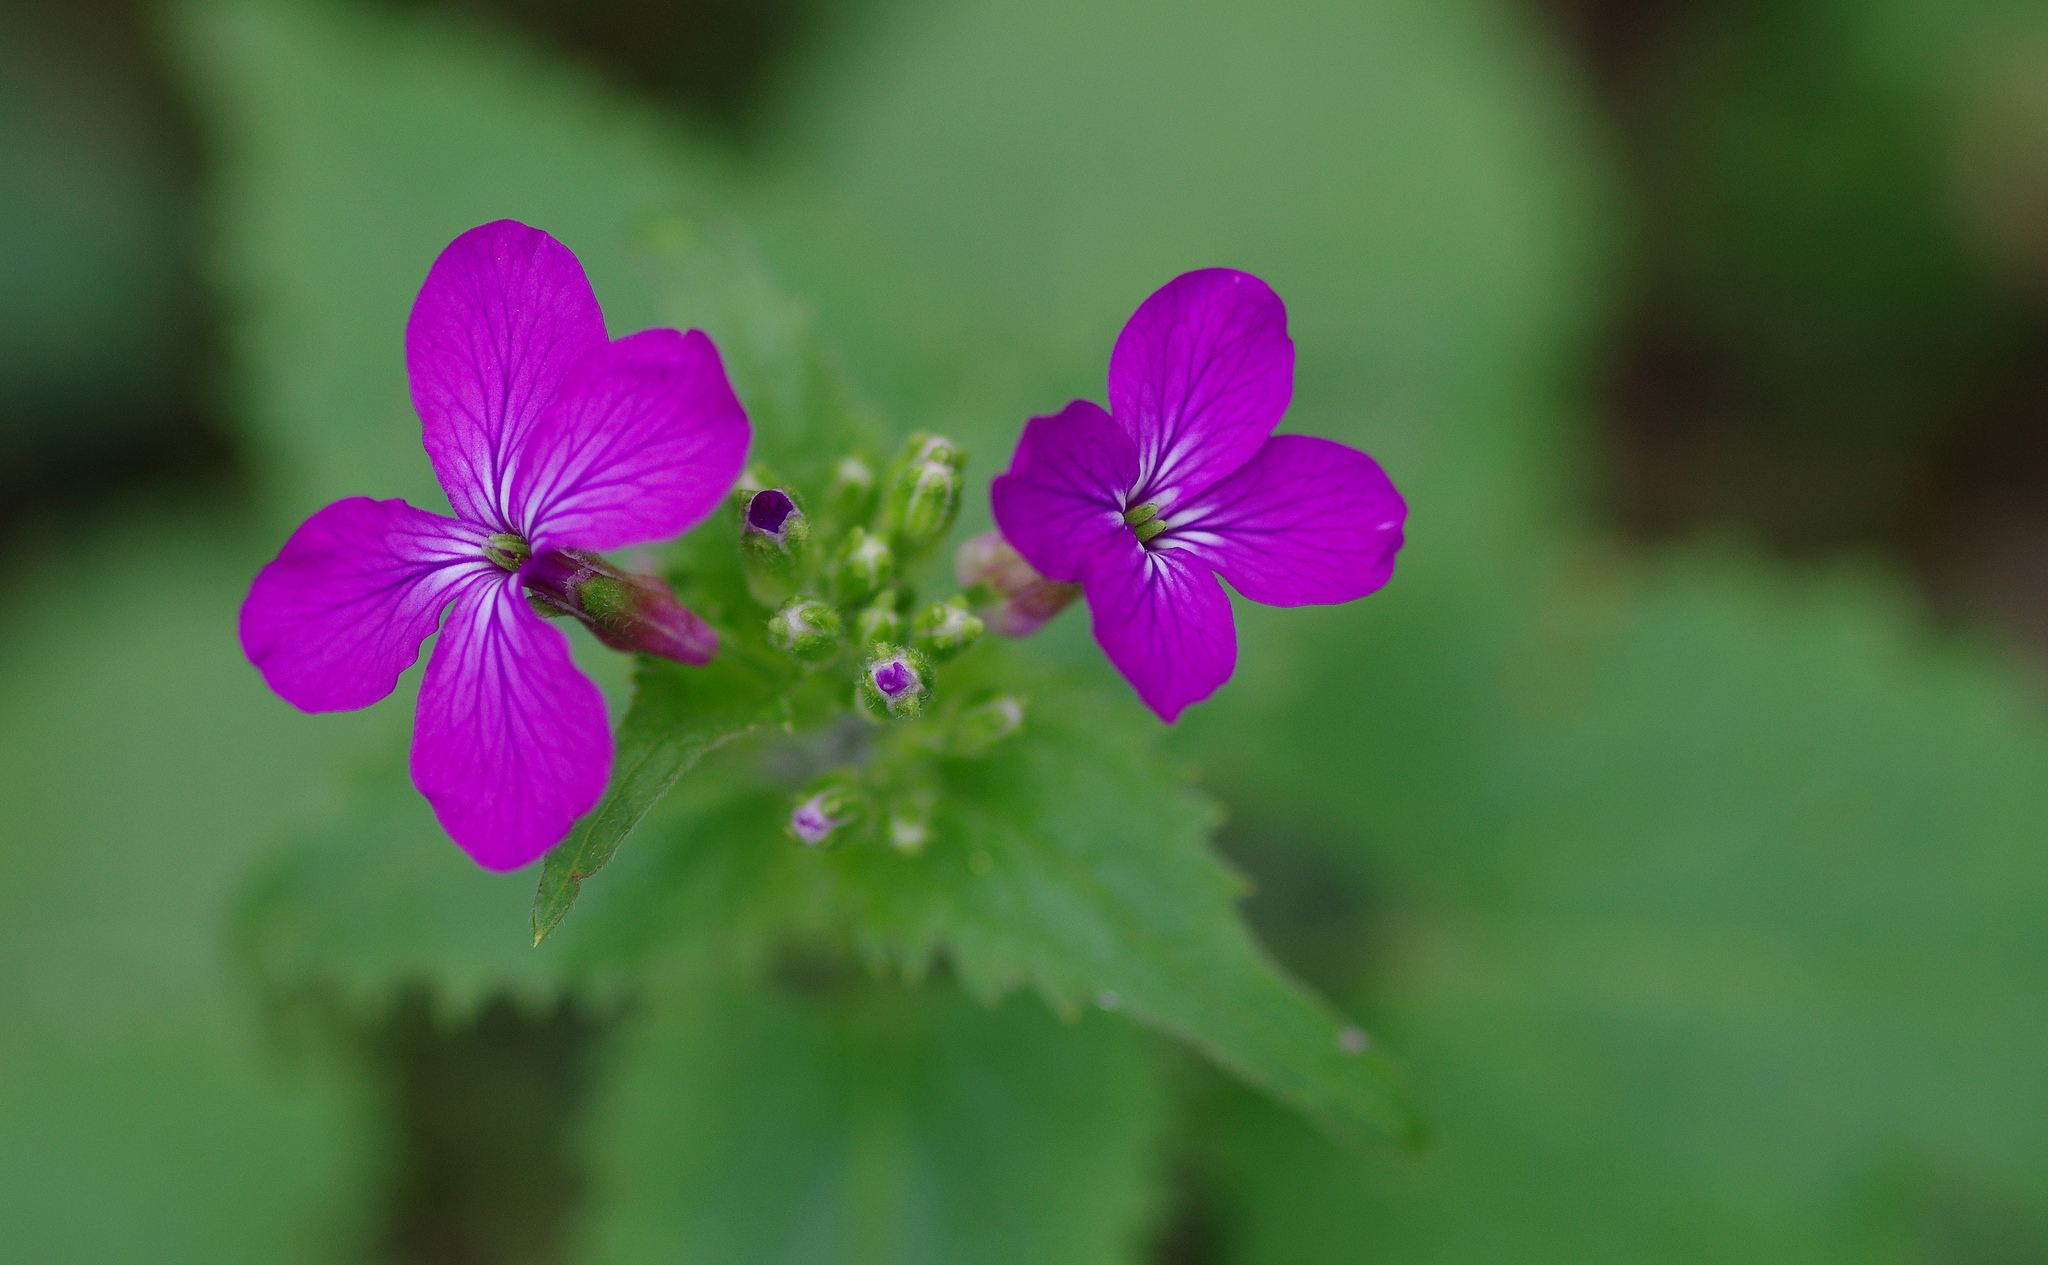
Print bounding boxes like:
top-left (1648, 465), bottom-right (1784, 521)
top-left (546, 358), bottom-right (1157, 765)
top-left (856, 644), bottom-right (933, 719)
top-left (524, 549), bottom-right (718, 664)
top-left (786, 779), bottom-right (867, 848)
top-left (953, 530), bottom-right (1082, 637)
top-left (789, 793), bottom-right (846, 846)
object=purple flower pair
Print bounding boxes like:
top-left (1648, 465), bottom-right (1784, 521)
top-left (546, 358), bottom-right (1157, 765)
top-left (992, 269), bottom-right (1406, 722)
top-left (241, 221), bottom-right (749, 870)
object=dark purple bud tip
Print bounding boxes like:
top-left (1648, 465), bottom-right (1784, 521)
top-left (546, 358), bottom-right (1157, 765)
top-left (747, 488), bottom-right (798, 536)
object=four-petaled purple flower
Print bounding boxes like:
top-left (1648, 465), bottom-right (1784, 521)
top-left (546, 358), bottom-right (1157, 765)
top-left (240, 220), bottom-right (750, 870)
top-left (991, 269), bottom-right (1406, 722)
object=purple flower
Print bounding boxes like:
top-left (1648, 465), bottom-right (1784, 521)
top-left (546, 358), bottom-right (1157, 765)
top-left (990, 269), bottom-right (1405, 723)
top-left (239, 221), bottom-right (750, 869)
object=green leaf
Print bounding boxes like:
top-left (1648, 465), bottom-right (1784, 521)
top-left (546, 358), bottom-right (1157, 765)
top-left (812, 658), bottom-right (1420, 1146)
top-left (585, 647), bottom-right (1423, 1145)
top-left (1187, 548), bottom-right (2048, 1262)
top-left (532, 651), bottom-right (794, 945)
top-left (0, 513), bottom-right (376, 1262)
top-left (241, 755), bottom-right (595, 1018)
top-left (581, 963), bottom-right (1169, 1265)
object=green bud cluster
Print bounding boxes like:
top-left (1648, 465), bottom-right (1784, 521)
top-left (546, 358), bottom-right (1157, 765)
top-left (739, 434), bottom-right (1004, 776)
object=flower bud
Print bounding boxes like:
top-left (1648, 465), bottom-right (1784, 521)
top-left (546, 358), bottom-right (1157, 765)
top-left (524, 549), bottom-right (717, 664)
top-left (880, 432), bottom-right (966, 555)
top-left (831, 526), bottom-right (896, 606)
top-left (886, 789), bottom-right (935, 855)
top-left (952, 530), bottom-right (1083, 637)
top-left (856, 644), bottom-right (933, 720)
top-left (947, 694), bottom-right (1025, 756)
top-left (765, 597), bottom-right (843, 664)
top-left (904, 430), bottom-right (968, 471)
top-left (911, 596), bottom-right (984, 662)
top-left (822, 455), bottom-right (878, 526)
top-left (853, 591), bottom-right (907, 647)
top-left (883, 460), bottom-right (963, 554)
top-left (740, 487), bottom-right (811, 603)
top-left (787, 779), bottom-right (867, 848)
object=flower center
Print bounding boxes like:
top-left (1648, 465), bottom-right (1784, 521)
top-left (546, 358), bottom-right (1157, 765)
top-left (1122, 501), bottom-right (1166, 546)
top-left (483, 533), bottom-right (532, 571)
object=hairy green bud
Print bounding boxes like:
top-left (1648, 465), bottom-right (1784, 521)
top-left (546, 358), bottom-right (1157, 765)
top-left (856, 644), bottom-right (933, 720)
top-left (904, 430), bottom-right (967, 471)
top-left (947, 694), bottom-right (1025, 756)
top-left (765, 597), bottom-right (843, 663)
top-left (787, 777), bottom-right (868, 848)
top-left (879, 432), bottom-right (966, 555)
top-left (822, 455), bottom-right (879, 526)
top-left (885, 788), bottom-right (936, 855)
top-left (854, 591), bottom-right (907, 647)
top-left (740, 487), bottom-right (811, 603)
top-left (911, 596), bottom-right (984, 662)
top-left (831, 526), bottom-right (897, 606)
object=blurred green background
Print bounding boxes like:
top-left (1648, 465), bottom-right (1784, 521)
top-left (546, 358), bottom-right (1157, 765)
top-left (9, 0), bottom-right (2048, 1259)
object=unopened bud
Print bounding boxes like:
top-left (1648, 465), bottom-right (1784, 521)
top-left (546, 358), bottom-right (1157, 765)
top-left (904, 430), bottom-right (967, 471)
top-left (952, 531), bottom-right (1083, 637)
top-left (947, 694), bottom-right (1025, 756)
top-left (822, 455), bottom-right (878, 526)
top-left (740, 488), bottom-right (811, 603)
top-left (831, 526), bottom-right (896, 606)
top-left (911, 596), bottom-right (984, 662)
top-left (854, 591), bottom-right (907, 647)
top-left (765, 597), bottom-right (843, 663)
top-left (856, 644), bottom-right (933, 720)
top-left (787, 779), bottom-right (867, 848)
top-left (742, 487), bottom-right (810, 552)
top-left (886, 789), bottom-right (935, 854)
top-left (880, 432), bottom-right (966, 555)
top-left (883, 460), bottom-right (962, 553)
top-left (524, 549), bottom-right (717, 664)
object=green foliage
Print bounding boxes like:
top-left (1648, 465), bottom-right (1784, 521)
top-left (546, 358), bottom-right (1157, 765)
top-left (0, 513), bottom-right (375, 1262)
top-left (533, 653), bottom-right (793, 946)
top-left (816, 657), bottom-right (1420, 1146)
top-left (581, 965), bottom-right (1169, 1265)
top-left (1178, 547), bottom-right (2048, 1263)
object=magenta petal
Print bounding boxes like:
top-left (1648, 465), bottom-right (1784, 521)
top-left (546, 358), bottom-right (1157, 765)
top-left (504, 328), bottom-right (751, 553)
top-left (989, 400), bottom-right (1139, 584)
top-left (411, 574), bottom-right (612, 870)
top-left (406, 220), bottom-right (609, 526)
top-left (1163, 434), bottom-right (1406, 606)
top-left (1085, 545), bottom-right (1237, 724)
top-left (240, 497), bottom-right (496, 712)
top-left (1107, 269), bottom-right (1294, 509)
